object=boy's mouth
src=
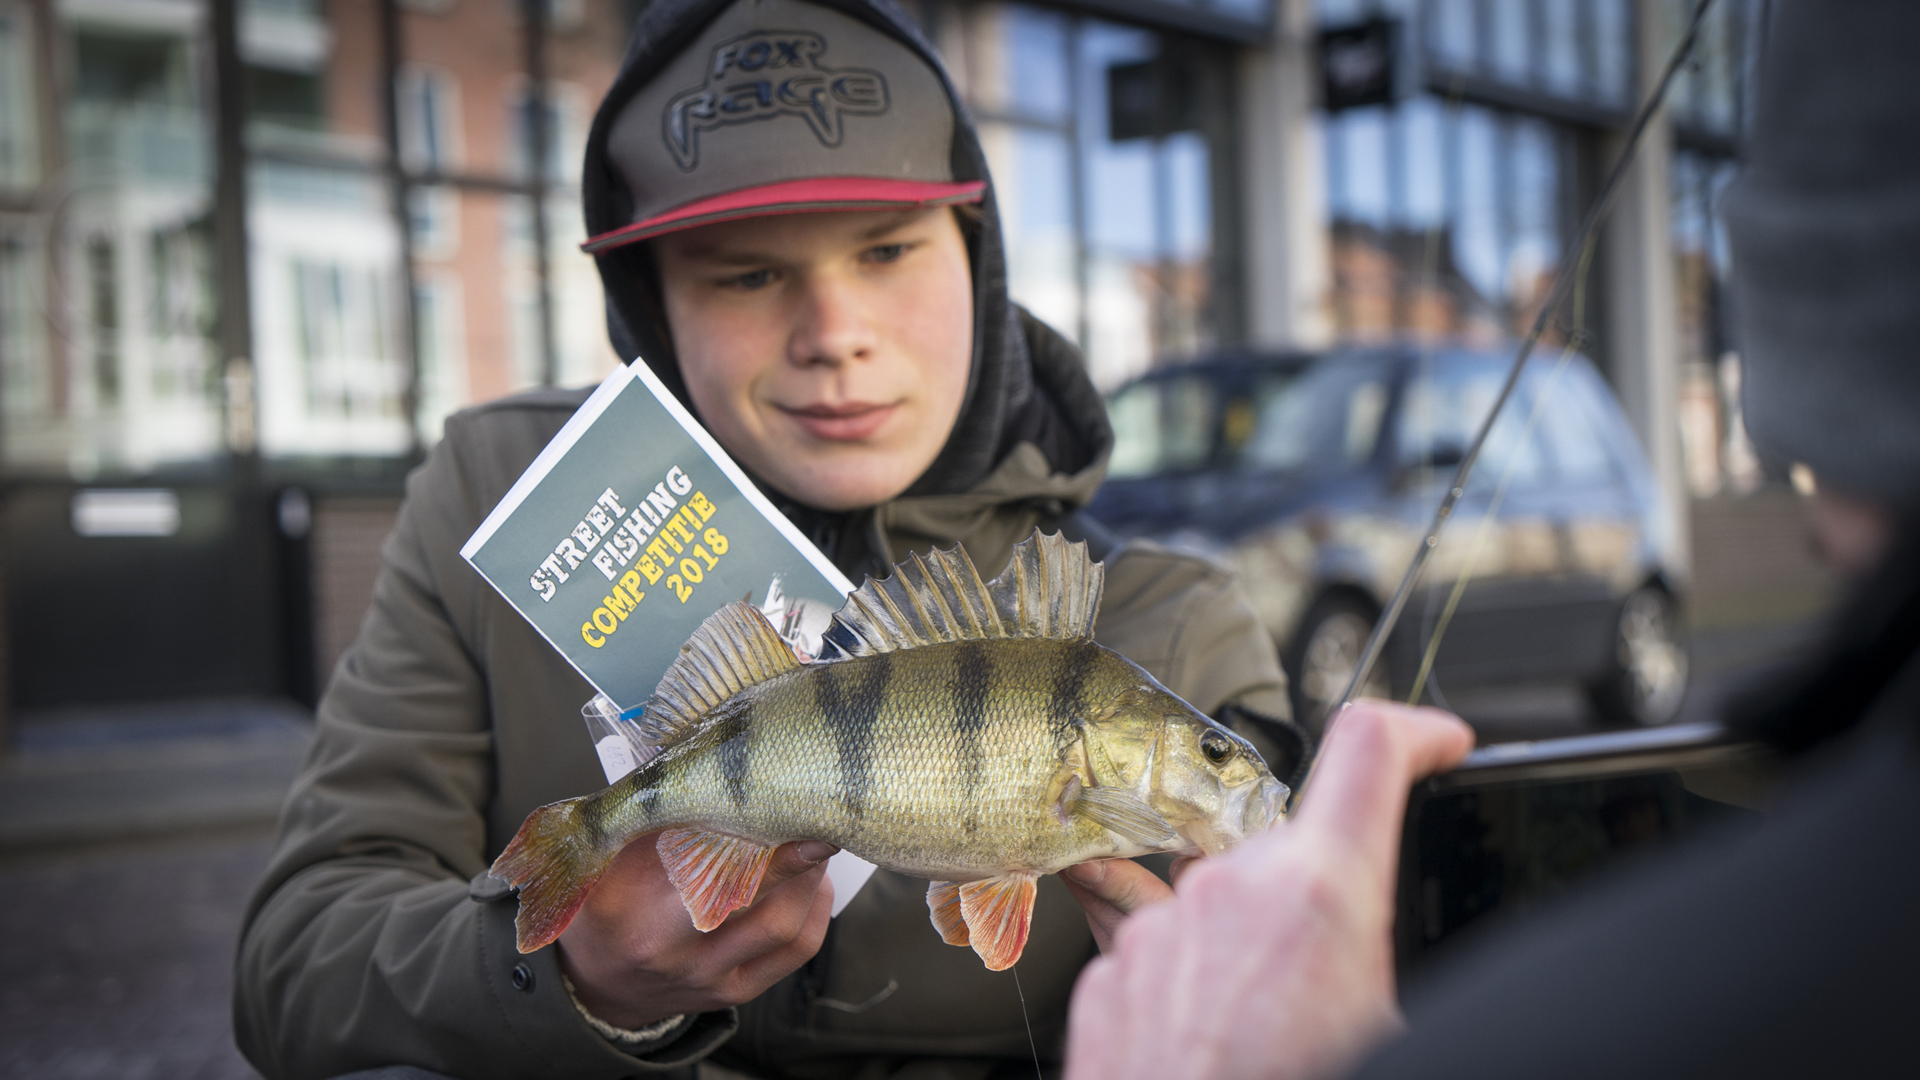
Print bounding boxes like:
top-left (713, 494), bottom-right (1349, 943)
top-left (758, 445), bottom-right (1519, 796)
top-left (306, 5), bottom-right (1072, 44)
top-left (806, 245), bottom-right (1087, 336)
top-left (779, 401), bottom-right (899, 442)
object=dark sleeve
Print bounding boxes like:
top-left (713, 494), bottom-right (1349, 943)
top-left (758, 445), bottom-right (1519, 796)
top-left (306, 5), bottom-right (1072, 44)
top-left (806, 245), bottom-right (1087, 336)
top-left (1349, 716), bottom-right (1920, 1080)
top-left (232, 427), bottom-right (734, 1080)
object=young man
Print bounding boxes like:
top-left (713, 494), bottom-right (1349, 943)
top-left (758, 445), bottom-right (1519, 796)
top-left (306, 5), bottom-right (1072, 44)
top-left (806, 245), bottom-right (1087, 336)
top-left (233, 0), bottom-right (1298, 1076)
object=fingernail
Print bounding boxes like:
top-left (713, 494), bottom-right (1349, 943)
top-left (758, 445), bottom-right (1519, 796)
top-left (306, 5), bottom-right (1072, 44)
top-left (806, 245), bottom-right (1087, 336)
top-left (796, 840), bottom-right (837, 863)
top-left (1063, 861), bottom-right (1102, 884)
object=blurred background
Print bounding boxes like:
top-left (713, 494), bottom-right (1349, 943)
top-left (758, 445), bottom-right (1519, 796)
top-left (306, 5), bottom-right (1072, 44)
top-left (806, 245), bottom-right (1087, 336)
top-left (0, 0), bottom-right (1831, 1076)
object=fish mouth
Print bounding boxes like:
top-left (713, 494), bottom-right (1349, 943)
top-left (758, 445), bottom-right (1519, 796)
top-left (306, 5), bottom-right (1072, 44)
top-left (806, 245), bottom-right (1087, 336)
top-left (1245, 777), bottom-right (1289, 834)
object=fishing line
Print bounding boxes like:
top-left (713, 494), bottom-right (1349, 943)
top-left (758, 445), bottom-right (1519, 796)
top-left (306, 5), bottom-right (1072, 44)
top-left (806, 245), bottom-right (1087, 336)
top-left (1405, 234), bottom-right (1597, 705)
top-left (1322, 0), bottom-right (1721, 733)
top-left (1410, 70), bottom-right (1470, 714)
top-left (1012, 963), bottom-right (1043, 1080)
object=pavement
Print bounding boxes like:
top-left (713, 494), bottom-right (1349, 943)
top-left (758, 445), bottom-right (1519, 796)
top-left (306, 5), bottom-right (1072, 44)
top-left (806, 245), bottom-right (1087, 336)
top-left (0, 700), bottom-right (309, 1080)
top-left (0, 619), bottom-right (1830, 1080)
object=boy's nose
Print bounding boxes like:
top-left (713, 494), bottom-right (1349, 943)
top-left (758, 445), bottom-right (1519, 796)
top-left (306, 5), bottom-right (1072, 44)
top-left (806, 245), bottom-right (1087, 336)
top-left (789, 274), bottom-right (878, 367)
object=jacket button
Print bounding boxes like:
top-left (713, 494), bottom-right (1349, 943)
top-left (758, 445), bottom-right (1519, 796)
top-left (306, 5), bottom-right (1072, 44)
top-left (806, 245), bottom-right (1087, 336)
top-left (511, 963), bottom-right (535, 993)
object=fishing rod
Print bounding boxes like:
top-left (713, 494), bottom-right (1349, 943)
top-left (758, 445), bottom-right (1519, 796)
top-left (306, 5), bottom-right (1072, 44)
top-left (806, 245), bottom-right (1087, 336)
top-left (1327, 0), bottom-right (1721, 724)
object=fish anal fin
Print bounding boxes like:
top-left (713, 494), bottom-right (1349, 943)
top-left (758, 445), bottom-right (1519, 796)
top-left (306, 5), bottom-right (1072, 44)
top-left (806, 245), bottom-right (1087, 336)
top-left (1071, 785), bottom-right (1178, 847)
top-left (958, 872), bottom-right (1040, 971)
top-left (636, 603), bottom-right (803, 748)
top-left (656, 827), bottom-right (776, 932)
top-left (926, 880), bottom-right (970, 947)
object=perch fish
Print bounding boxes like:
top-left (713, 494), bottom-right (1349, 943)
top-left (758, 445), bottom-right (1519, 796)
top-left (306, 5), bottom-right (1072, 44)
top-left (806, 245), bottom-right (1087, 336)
top-left (490, 531), bottom-right (1288, 970)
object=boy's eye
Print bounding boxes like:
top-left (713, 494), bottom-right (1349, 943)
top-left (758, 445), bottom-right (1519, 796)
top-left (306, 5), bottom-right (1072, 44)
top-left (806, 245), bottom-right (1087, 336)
top-left (865, 243), bottom-right (910, 264)
top-left (725, 268), bottom-right (776, 290)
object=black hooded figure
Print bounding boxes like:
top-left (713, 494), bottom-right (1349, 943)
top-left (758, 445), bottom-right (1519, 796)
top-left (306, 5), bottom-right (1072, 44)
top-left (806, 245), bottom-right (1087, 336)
top-left (232, 0), bottom-right (1300, 1076)
top-left (1347, 1), bottom-right (1920, 1076)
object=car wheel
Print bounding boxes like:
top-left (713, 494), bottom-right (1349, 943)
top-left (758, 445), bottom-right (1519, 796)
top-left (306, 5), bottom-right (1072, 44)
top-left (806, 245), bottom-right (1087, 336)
top-left (1588, 587), bottom-right (1689, 727)
top-left (1286, 594), bottom-right (1391, 734)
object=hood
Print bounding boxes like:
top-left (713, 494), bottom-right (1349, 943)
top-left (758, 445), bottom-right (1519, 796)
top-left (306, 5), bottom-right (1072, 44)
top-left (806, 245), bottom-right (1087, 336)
top-left (1723, 0), bottom-right (1920, 509)
top-left (581, 0), bottom-right (1104, 567)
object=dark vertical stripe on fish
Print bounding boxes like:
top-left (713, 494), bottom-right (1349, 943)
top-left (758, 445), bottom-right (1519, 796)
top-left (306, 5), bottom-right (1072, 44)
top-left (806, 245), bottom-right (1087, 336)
top-left (713, 699), bottom-right (754, 810)
top-left (819, 653), bottom-right (891, 818)
top-left (640, 787), bottom-right (661, 824)
top-left (952, 640), bottom-right (992, 834)
top-left (1049, 641), bottom-right (1093, 738)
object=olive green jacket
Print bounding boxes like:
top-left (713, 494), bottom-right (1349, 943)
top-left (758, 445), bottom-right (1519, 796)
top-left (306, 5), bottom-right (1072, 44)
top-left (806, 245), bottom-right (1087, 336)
top-left (233, 391), bottom-right (1290, 1080)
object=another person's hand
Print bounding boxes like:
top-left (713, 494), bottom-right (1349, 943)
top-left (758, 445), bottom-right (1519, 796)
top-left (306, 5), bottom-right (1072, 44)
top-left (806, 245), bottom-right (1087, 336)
top-left (1064, 700), bottom-right (1474, 1080)
top-left (556, 834), bottom-right (837, 1029)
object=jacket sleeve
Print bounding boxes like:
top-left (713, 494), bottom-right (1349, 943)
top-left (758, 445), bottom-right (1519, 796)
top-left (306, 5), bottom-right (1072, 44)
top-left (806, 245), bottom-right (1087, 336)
top-left (232, 429), bottom-right (734, 1080)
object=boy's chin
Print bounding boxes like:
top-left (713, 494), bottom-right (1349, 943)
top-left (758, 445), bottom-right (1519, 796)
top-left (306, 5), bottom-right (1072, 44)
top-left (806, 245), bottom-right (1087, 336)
top-left (764, 451), bottom-right (929, 513)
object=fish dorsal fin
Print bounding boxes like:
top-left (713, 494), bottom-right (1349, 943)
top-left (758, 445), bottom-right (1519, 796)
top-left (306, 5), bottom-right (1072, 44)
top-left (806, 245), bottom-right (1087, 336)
top-left (635, 601), bottom-right (804, 746)
top-left (992, 529), bottom-right (1104, 641)
top-left (819, 530), bottom-right (1103, 660)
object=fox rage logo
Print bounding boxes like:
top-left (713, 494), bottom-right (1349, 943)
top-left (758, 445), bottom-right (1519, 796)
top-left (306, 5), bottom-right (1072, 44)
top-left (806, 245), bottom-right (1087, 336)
top-left (663, 31), bottom-right (890, 170)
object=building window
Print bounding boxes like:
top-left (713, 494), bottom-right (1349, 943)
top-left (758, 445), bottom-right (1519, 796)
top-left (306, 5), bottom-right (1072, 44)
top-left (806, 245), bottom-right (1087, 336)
top-left (87, 237), bottom-right (122, 408)
top-left (1318, 0), bottom-right (1649, 349)
top-left (934, 1), bottom-right (1234, 389)
top-left (0, 232), bottom-right (43, 414)
top-left (399, 67), bottom-right (460, 175)
top-left (293, 260), bottom-right (405, 424)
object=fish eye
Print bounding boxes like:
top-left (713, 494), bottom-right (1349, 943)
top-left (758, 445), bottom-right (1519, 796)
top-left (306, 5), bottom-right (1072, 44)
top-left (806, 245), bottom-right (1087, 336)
top-left (1200, 730), bottom-right (1236, 765)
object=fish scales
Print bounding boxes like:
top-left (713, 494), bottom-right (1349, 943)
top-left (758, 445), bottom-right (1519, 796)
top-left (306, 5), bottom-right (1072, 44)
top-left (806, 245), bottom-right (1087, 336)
top-left (598, 639), bottom-right (1105, 878)
top-left (490, 531), bottom-right (1287, 969)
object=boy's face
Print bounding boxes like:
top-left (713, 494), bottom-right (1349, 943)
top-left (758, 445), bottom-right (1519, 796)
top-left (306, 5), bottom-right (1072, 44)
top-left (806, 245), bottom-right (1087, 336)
top-left (654, 207), bottom-right (974, 512)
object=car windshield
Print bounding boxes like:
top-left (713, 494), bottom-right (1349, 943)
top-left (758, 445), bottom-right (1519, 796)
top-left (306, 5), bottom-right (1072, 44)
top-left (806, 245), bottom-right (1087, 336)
top-left (1241, 360), bottom-right (1389, 472)
top-left (1107, 374), bottom-right (1220, 478)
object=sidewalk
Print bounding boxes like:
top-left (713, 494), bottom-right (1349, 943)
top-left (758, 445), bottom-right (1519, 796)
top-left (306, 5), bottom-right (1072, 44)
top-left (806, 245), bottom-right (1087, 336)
top-left (0, 699), bottom-right (309, 1080)
top-left (1, 699), bottom-right (311, 856)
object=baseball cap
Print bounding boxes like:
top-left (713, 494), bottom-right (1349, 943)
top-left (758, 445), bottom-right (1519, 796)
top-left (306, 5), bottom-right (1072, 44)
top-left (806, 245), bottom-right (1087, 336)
top-left (584, 0), bottom-right (985, 255)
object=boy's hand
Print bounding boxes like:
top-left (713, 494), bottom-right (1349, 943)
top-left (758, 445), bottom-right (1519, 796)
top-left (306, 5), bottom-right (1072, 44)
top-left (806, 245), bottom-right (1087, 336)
top-left (556, 835), bottom-right (837, 1030)
top-left (1060, 856), bottom-right (1197, 953)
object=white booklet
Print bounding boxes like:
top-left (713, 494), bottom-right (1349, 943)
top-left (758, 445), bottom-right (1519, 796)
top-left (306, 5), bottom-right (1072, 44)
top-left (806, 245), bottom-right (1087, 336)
top-left (461, 362), bottom-right (877, 914)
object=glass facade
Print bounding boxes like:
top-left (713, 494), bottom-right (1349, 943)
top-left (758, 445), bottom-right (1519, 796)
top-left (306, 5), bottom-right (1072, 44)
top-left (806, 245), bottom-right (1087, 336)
top-left (1316, 0), bottom-right (1766, 492)
top-left (1317, 0), bottom-right (1640, 349)
top-left (1665, 0), bottom-right (1764, 497)
top-left (920, 0), bottom-right (1237, 389)
top-left (0, 0), bottom-right (1242, 480)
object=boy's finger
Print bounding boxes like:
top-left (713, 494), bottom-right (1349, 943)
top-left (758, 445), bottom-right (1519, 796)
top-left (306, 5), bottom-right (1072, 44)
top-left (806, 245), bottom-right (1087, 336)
top-left (760, 840), bottom-right (839, 888)
top-left (1061, 860), bottom-right (1176, 951)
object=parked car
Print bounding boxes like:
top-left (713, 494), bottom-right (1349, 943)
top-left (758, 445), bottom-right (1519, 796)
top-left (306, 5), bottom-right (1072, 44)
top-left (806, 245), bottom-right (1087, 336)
top-left (1089, 346), bottom-right (1689, 732)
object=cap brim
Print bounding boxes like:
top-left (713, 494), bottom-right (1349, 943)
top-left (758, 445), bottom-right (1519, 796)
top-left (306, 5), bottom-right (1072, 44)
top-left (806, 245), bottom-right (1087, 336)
top-left (582, 177), bottom-right (987, 254)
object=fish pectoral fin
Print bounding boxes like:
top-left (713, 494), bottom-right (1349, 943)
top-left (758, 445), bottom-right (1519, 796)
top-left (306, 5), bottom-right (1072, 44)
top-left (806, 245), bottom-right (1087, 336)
top-left (926, 880), bottom-right (970, 947)
top-left (656, 827), bottom-right (776, 932)
top-left (958, 872), bottom-right (1040, 972)
top-left (1070, 785), bottom-right (1178, 847)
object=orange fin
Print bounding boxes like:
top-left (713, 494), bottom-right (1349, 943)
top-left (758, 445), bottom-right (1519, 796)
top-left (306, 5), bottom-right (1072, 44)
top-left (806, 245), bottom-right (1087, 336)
top-left (926, 880), bottom-right (970, 946)
top-left (656, 827), bottom-right (775, 932)
top-left (959, 872), bottom-right (1040, 971)
top-left (490, 798), bottom-right (616, 954)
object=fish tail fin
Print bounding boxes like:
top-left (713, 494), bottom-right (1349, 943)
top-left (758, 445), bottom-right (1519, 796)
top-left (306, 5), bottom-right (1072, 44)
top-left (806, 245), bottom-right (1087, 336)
top-left (489, 797), bottom-right (616, 953)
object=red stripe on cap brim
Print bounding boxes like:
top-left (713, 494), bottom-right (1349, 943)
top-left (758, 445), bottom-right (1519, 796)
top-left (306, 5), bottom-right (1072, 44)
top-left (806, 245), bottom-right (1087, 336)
top-left (582, 178), bottom-right (987, 254)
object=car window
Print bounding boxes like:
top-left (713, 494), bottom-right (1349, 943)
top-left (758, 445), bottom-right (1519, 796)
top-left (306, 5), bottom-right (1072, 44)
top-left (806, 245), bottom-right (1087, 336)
top-left (1243, 364), bottom-right (1388, 471)
top-left (1535, 372), bottom-right (1621, 485)
top-left (1397, 362), bottom-right (1547, 490)
top-left (1106, 375), bottom-right (1219, 478)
